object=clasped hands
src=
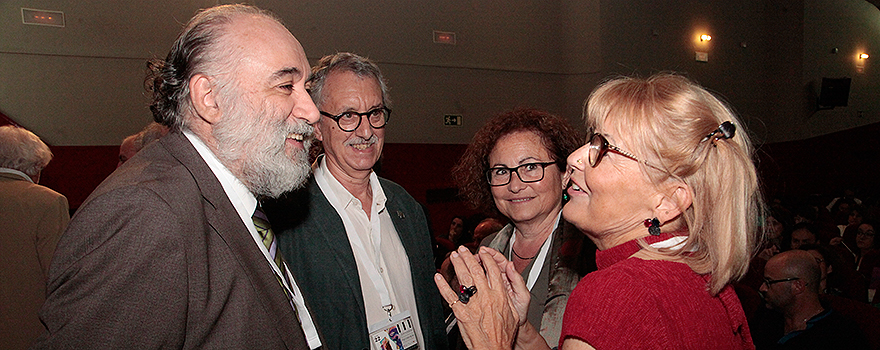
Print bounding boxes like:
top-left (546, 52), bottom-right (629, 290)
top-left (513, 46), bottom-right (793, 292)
top-left (434, 246), bottom-right (531, 350)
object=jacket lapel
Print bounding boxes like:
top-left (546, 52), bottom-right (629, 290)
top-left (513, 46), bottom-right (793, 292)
top-left (308, 178), bottom-right (366, 308)
top-left (160, 133), bottom-right (308, 349)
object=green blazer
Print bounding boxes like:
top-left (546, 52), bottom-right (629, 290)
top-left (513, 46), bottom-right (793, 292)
top-left (267, 175), bottom-right (448, 350)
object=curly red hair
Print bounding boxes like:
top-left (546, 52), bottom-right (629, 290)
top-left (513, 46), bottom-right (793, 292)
top-left (453, 108), bottom-right (582, 215)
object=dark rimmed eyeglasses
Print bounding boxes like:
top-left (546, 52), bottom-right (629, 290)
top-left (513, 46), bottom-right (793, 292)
top-left (486, 161), bottom-right (558, 186)
top-left (319, 106), bottom-right (391, 132)
top-left (586, 132), bottom-right (663, 171)
top-left (762, 277), bottom-right (800, 286)
top-left (857, 230), bottom-right (875, 237)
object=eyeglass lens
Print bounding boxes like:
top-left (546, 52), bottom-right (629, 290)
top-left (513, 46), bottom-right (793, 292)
top-left (333, 107), bottom-right (389, 132)
top-left (488, 162), bottom-right (551, 186)
top-left (588, 133), bottom-right (607, 167)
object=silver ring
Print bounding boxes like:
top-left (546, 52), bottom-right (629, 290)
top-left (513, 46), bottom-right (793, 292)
top-left (449, 299), bottom-right (460, 308)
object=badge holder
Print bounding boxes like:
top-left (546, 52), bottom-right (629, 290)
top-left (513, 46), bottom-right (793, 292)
top-left (369, 311), bottom-right (419, 350)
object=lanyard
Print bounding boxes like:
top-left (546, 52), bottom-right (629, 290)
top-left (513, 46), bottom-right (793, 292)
top-left (315, 167), bottom-right (395, 320)
top-left (508, 213), bottom-right (560, 291)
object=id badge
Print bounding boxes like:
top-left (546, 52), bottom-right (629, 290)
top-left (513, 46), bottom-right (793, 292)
top-left (368, 311), bottom-right (419, 350)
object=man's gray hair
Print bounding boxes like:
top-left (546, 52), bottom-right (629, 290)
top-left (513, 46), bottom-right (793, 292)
top-left (0, 125), bottom-right (53, 177)
top-left (145, 4), bottom-right (282, 131)
top-left (307, 52), bottom-right (391, 109)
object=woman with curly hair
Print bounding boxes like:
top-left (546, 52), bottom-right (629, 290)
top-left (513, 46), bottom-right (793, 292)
top-left (446, 108), bottom-right (597, 348)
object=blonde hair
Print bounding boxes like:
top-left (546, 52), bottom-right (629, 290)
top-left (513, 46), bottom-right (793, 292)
top-left (585, 73), bottom-right (763, 295)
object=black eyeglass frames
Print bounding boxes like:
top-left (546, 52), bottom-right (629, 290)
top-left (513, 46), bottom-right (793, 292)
top-left (319, 106), bottom-right (391, 132)
top-left (486, 161), bottom-right (558, 186)
top-left (762, 277), bottom-right (800, 286)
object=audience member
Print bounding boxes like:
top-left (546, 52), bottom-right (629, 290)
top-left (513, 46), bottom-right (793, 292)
top-left (752, 250), bottom-right (869, 349)
top-left (33, 5), bottom-right (323, 348)
top-left (854, 220), bottom-right (880, 295)
top-left (118, 122), bottom-right (169, 166)
top-left (266, 52), bottom-right (447, 350)
top-left (471, 217), bottom-right (504, 247)
top-left (438, 216), bottom-right (505, 302)
top-left (791, 197), bottom-right (822, 225)
top-left (0, 125), bottom-right (69, 350)
top-left (835, 205), bottom-right (865, 252)
top-left (797, 243), bottom-right (880, 350)
top-left (830, 196), bottom-right (858, 228)
top-left (437, 216), bottom-right (464, 252)
top-left (741, 208), bottom-right (792, 293)
top-left (827, 188), bottom-right (862, 212)
top-left (789, 222), bottom-right (819, 250)
top-left (799, 243), bottom-right (867, 302)
top-left (449, 215), bottom-right (465, 243)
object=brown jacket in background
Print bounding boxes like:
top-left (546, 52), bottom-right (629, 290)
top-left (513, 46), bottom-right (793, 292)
top-left (0, 171), bottom-right (68, 350)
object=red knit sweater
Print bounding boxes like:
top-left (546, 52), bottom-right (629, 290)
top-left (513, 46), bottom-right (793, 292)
top-left (560, 234), bottom-right (754, 349)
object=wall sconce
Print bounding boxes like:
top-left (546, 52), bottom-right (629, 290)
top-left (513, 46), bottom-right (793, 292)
top-left (694, 31), bottom-right (712, 62)
top-left (856, 52), bottom-right (868, 74)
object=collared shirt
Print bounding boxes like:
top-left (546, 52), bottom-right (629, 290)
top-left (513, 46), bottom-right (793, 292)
top-left (0, 167), bottom-right (33, 182)
top-left (313, 156), bottom-right (424, 347)
top-left (183, 131), bottom-right (322, 349)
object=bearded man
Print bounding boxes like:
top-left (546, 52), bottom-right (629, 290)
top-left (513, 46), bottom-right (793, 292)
top-left (33, 5), bottom-right (323, 349)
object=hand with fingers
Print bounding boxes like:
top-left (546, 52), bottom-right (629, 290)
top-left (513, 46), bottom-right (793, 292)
top-left (481, 247), bottom-right (531, 327)
top-left (481, 248), bottom-right (552, 350)
top-left (434, 246), bottom-right (521, 350)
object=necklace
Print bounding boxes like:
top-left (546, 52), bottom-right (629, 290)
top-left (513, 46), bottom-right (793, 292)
top-left (511, 245), bottom-right (539, 260)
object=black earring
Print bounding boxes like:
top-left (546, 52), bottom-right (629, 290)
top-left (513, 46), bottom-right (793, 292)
top-left (644, 217), bottom-right (661, 236)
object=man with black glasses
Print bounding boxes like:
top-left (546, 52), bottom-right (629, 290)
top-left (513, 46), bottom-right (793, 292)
top-left (751, 250), bottom-right (869, 349)
top-left (265, 52), bottom-right (447, 350)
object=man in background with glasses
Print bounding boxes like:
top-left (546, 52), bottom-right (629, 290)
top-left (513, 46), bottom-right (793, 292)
top-left (266, 52), bottom-right (447, 350)
top-left (751, 250), bottom-right (868, 349)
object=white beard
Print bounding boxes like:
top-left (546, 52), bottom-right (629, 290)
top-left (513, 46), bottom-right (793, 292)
top-left (212, 95), bottom-right (314, 198)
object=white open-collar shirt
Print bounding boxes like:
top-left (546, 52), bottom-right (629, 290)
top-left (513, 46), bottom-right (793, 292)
top-left (314, 156), bottom-right (424, 346)
top-left (184, 131), bottom-right (321, 349)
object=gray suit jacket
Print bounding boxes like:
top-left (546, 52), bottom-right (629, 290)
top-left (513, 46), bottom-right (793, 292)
top-left (33, 132), bottom-right (310, 349)
top-left (266, 175), bottom-right (448, 350)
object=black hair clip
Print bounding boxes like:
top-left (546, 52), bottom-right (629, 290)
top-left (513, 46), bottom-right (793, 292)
top-left (701, 121), bottom-right (736, 144)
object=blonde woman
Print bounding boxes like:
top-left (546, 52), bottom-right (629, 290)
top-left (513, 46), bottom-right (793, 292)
top-left (437, 73), bottom-right (762, 350)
